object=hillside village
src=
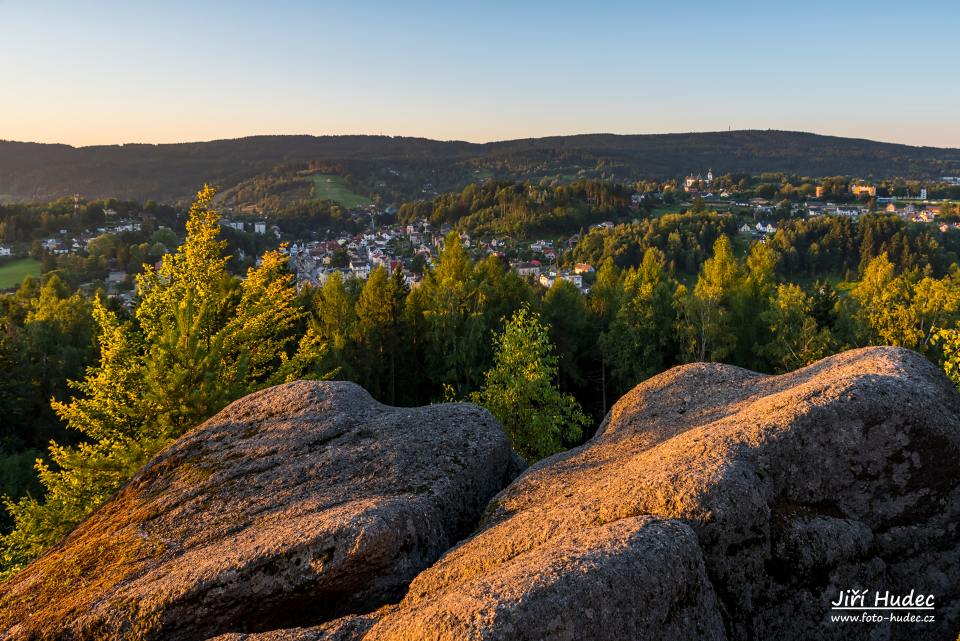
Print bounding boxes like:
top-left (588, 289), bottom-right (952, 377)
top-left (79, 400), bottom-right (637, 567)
top-left (1, 176), bottom-right (957, 301)
top-left (216, 177), bottom-right (959, 295)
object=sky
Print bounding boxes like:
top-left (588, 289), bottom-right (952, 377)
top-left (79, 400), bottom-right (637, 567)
top-left (1, 0), bottom-right (959, 148)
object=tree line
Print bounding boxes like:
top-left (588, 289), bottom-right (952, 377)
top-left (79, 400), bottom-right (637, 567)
top-left (397, 180), bottom-right (636, 238)
top-left (573, 212), bottom-right (960, 280)
top-left (4, 187), bottom-right (960, 578)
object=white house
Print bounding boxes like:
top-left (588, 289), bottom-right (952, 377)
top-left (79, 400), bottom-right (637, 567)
top-left (349, 260), bottom-right (371, 279)
top-left (559, 271), bottom-right (584, 288)
top-left (512, 261), bottom-right (541, 277)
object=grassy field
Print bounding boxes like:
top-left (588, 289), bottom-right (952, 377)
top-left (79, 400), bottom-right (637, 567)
top-left (0, 258), bottom-right (41, 289)
top-left (650, 205), bottom-right (687, 217)
top-left (308, 173), bottom-right (370, 209)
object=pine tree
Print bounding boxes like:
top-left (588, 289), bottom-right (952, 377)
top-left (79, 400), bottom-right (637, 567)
top-left (679, 235), bottom-right (741, 362)
top-left (136, 184), bottom-right (231, 345)
top-left (601, 248), bottom-right (675, 391)
top-left (355, 266), bottom-right (394, 399)
top-left (313, 270), bottom-right (356, 379)
top-left (1, 298), bottom-right (150, 574)
top-left (419, 232), bottom-right (485, 396)
top-left (588, 257), bottom-right (622, 412)
top-left (0, 186), bottom-right (330, 576)
top-left (732, 241), bottom-right (779, 369)
top-left (542, 279), bottom-right (591, 392)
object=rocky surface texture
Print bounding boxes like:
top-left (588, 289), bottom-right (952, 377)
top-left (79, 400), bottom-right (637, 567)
top-left (226, 346), bottom-right (960, 641)
top-left (5, 347), bottom-right (960, 641)
top-left (366, 346), bottom-right (958, 641)
top-left (0, 381), bottom-right (517, 641)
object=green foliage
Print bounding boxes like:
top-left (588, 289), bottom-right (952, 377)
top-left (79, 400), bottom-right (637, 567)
top-left (5, 180), bottom-right (960, 580)
top-left (0, 450), bottom-right (43, 525)
top-left (601, 249), bottom-right (676, 391)
top-left (542, 279), bottom-right (591, 391)
top-left (850, 254), bottom-right (960, 352)
top-left (398, 180), bottom-right (634, 239)
top-left (767, 214), bottom-right (960, 280)
top-left (679, 236), bottom-right (741, 362)
top-left (572, 212), bottom-right (738, 274)
top-left (1, 298), bottom-right (151, 573)
top-left (762, 284), bottom-right (837, 372)
top-left (0, 274), bottom-right (95, 453)
top-left (471, 307), bottom-right (588, 462)
top-left (354, 266), bottom-right (409, 403)
top-left (935, 327), bottom-right (960, 389)
top-left (415, 233), bottom-right (488, 396)
top-left (0, 186), bottom-right (329, 577)
top-left (312, 270), bottom-right (358, 379)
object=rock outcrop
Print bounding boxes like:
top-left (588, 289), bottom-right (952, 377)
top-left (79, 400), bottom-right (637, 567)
top-left (6, 347), bottom-right (960, 641)
top-left (369, 346), bottom-right (959, 641)
top-left (246, 346), bottom-right (959, 641)
top-left (0, 381), bottom-right (518, 641)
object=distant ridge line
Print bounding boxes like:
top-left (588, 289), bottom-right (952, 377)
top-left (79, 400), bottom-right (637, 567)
top-left (1, 130), bottom-right (958, 203)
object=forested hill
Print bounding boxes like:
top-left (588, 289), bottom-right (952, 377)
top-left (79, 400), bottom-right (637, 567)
top-left (2, 130), bottom-right (959, 203)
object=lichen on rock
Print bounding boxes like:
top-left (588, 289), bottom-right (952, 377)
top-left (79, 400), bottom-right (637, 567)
top-left (0, 381), bottom-right (517, 640)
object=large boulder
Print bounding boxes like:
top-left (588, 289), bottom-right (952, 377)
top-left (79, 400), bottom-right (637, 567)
top-left (305, 346), bottom-right (957, 641)
top-left (0, 381), bottom-right (517, 641)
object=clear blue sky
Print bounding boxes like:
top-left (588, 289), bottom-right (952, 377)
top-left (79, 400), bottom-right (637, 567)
top-left (2, 0), bottom-right (958, 147)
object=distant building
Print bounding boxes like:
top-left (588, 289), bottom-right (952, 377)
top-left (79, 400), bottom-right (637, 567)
top-left (850, 183), bottom-right (877, 198)
top-left (114, 221), bottom-right (141, 233)
top-left (254, 221), bottom-right (267, 235)
top-left (513, 261), bottom-right (541, 278)
top-left (683, 169), bottom-right (714, 192)
top-left (349, 260), bottom-right (371, 279)
top-left (0, 245), bottom-right (11, 257)
top-left (589, 222), bottom-right (614, 231)
top-left (560, 271), bottom-right (584, 288)
top-left (836, 206), bottom-right (863, 218)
